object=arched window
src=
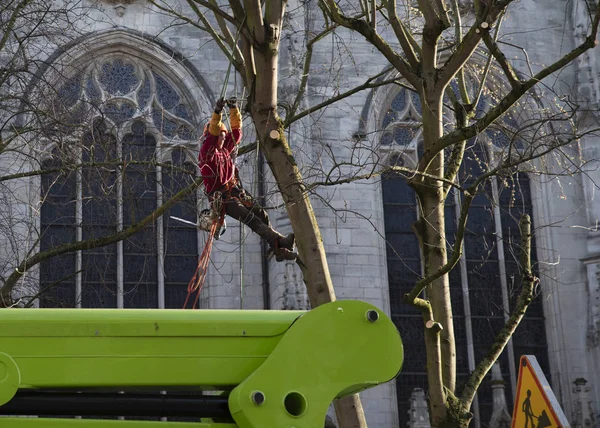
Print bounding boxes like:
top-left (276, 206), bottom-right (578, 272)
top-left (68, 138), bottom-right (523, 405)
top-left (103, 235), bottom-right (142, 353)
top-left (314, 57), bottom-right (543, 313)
top-left (381, 88), bottom-right (549, 425)
top-left (39, 57), bottom-right (200, 309)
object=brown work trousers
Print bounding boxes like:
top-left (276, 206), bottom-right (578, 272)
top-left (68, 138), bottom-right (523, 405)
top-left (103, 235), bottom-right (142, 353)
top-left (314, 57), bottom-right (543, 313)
top-left (217, 185), bottom-right (282, 247)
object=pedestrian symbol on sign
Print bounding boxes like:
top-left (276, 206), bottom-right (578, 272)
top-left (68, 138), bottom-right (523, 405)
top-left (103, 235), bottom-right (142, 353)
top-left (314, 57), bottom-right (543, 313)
top-left (522, 389), bottom-right (535, 428)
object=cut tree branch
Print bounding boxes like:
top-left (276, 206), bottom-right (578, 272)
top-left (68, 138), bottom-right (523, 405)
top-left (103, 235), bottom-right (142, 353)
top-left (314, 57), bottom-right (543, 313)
top-left (264, 0), bottom-right (285, 28)
top-left (437, 0), bottom-right (513, 90)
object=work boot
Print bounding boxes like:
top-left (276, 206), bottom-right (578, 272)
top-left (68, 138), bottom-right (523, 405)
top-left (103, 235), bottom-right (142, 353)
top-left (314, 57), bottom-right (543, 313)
top-left (274, 247), bottom-right (298, 262)
top-left (278, 233), bottom-right (295, 250)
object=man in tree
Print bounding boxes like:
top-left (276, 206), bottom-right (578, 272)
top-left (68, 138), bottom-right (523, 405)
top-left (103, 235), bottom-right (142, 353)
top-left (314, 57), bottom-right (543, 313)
top-left (199, 98), bottom-right (296, 261)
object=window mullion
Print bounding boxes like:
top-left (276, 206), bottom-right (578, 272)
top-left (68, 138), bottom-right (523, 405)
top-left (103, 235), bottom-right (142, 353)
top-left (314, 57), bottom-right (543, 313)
top-left (491, 175), bottom-right (517, 397)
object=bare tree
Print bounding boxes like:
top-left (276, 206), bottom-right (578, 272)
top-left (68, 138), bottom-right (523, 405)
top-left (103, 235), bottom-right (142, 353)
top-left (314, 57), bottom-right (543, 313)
top-left (311, 0), bottom-right (600, 426)
top-left (4, 1), bottom-right (600, 427)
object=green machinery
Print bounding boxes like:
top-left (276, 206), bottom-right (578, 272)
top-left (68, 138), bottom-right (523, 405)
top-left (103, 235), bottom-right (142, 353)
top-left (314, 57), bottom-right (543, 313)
top-left (0, 300), bottom-right (403, 427)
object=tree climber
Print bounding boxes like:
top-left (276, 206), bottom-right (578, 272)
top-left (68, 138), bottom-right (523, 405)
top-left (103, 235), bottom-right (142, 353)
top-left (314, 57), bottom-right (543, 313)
top-left (199, 97), bottom-right (297, 262)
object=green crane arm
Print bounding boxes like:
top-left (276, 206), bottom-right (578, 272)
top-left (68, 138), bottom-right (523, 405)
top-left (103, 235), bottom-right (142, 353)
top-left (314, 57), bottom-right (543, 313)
top-left (0, 300), bottom-right (403, 428)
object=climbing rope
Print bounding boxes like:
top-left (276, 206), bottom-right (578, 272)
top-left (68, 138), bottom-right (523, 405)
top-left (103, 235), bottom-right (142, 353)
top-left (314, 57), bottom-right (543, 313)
top-left (219, 13), bottom-right (246, 101)
top-left (183, 200), bottom-right (225, 309)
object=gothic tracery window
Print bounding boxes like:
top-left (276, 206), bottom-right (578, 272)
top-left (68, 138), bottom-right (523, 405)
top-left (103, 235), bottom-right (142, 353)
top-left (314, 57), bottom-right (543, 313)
top-left (381, 88), bottom-right (549, 425)
top-left (40, 57), bottom-right (200, 309)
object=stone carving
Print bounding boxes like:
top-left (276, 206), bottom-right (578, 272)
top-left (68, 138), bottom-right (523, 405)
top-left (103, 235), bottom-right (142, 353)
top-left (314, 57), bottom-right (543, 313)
top-left (99, 0), bottom-right (136, 17)
top-left (588, 263), bottom-right (600, 347)
top-left (572, 378), bottom-right (595, 428)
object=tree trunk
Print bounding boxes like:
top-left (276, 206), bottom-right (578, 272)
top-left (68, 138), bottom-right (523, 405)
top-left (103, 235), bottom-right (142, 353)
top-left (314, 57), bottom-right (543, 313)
top-left (250, 36), bottom-right (367, 428)
top-left (409, 93), bottom-right (457, 426)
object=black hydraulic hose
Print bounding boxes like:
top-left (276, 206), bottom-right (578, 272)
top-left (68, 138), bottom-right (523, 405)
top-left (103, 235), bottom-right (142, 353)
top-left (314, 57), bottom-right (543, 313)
top-left (0, 390), bottom-right (231, 419)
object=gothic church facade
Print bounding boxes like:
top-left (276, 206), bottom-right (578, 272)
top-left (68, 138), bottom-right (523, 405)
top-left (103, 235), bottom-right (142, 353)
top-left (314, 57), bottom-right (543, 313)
top-left (2, 0), bottom-right (600, 426)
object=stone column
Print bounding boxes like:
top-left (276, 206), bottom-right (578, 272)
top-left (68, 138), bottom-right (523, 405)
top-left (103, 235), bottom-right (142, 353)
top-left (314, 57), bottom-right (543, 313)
top-left (582, 258), bottom-right (600, 348)
top-left (489, 363), bottom-right (511, 428)
top-left (407, 388), bottom-right (430, 428)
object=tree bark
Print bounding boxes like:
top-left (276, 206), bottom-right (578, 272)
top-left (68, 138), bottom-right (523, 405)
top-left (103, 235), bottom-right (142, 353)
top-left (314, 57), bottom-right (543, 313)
top-left (409, 94), bottom-right (456, 425)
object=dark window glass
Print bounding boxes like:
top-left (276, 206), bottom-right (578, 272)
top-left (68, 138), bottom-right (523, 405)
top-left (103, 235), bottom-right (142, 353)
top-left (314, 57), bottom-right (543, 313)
top-left (40, 130), bottom-right (199, 310)
top-left (162, 149), bottom-right (198, 309)
top-left (81, 126), bottom-right (118, 307)
top-left (39, 150), bottom-right (76, 307)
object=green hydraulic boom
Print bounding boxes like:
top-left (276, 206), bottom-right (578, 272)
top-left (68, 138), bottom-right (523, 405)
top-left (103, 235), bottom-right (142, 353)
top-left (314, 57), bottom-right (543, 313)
top-left (0, 300), bottom-right (403, 427)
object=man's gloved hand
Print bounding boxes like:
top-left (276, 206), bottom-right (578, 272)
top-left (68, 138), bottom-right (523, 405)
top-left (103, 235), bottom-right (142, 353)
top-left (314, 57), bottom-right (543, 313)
top-left (226, 97), bottom-right (237, 109)
top-left (215, 98), bottom-right (226, 113)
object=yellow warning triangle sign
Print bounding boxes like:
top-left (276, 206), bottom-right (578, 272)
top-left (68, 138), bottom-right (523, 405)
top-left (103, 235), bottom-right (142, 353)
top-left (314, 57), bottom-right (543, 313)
top-left (511, 355), bottom-right (570, 428)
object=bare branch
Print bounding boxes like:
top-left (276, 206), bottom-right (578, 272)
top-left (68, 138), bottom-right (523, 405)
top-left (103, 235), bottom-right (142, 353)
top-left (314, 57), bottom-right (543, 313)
top-left (188, 0), bottom-right (238, 26)
top-left (182, 0), bottom-right (243, 69)
top-left (1, 178), bottom-right (203, 303)
top-left (470, 17), bottom-right (502, 115)
top-left (319, 0), bottom-right (420, 89)
top-left (450, 0), bottom-right (470, 105)
top-left (286, 69), bottom-right (398, 126)
top-left (416, 0), bottom-right (450, 34)
top-left (427, 10), bottom-right (600, 164)
top-left (481, 30), bottom-right (520, 90)
top-left (437, 0), bottom-right (512, 90)
top-left (243, 0), bottom-right (266, 44)
top-left (460, 214), bottom-right (536, 408)
top-left (384, 0), bottom-right (420, 69)
top-left (0, 0), bottom-right (32, 53)
top-left (208, 0), bottom-right (236, 50)
top-left (289, 25), bottom-right (338, 120)
top-left (307, 165), bottom-right (466, 190)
